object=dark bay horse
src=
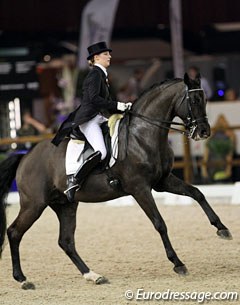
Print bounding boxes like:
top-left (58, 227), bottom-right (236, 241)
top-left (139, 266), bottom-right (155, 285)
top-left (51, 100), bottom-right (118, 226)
top-left (0, 74), bottom-right (232, 289)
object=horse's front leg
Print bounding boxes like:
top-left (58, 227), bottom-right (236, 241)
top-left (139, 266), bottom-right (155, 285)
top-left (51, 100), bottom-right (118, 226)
top-left (155, 173), bottom-right (232, 239)
top-left (131, 186), bottom-right (188, 275)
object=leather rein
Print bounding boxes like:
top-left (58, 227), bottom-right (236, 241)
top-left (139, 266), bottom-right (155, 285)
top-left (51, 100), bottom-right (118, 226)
top-left (128, 87), bottom-right (207, 138)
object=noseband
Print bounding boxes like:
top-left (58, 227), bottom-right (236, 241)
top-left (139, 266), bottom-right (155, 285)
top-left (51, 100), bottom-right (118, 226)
top-left (128, 87), bottom-right (208, 138)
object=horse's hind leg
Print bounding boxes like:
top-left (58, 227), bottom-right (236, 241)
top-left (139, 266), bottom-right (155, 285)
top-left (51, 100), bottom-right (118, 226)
top-left (7, 198), bottom-right (47, 289)
top-left (132, 187), bottom-right (188, 275)
top-left (50, 202), bottom-right (108, 284)
top-left (157, 173), bottom-right (232, 239)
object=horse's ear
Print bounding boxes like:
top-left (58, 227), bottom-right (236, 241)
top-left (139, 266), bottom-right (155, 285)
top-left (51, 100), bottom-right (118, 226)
top-left (195, 72), bottom-right (201, 86)
top-left (184, 73), bottom-right (190, 86)
top-left (196, 72), bottom-right (201, 79)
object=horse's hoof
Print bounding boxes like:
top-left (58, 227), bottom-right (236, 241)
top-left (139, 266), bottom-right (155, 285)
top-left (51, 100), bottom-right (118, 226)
top-left (83, 270), bottom-right (109, 284)
top-left (217, 229), bottom-right (233, 240)
top-left (173, 265), bottom-right (189, 276)
top-left (95, 276), bottom-right (109, 285)
top-left (21, 281), bottom-right (35, 290)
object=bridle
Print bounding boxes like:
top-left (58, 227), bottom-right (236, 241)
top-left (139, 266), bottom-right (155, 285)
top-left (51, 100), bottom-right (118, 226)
top-left (183, 88), bottom-right (208, 138)
top-left (128, 86), bottom-right (208, 138)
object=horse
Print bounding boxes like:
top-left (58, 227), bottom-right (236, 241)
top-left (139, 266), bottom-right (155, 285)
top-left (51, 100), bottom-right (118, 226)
top-left (0, 73), bottom-right (232, 289)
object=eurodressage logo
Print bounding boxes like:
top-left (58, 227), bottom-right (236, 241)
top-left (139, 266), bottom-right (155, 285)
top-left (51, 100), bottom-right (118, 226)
top-left (124, 288), bottom-right (239, 303)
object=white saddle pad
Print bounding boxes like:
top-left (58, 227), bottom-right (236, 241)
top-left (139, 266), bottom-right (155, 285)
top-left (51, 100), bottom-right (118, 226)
top-left (65, 119), bottom-right (121, 175)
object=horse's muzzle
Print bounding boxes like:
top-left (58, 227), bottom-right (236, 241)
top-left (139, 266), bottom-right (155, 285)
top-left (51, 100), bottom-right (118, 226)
top-left (191, 121), bottom-right (211, 141)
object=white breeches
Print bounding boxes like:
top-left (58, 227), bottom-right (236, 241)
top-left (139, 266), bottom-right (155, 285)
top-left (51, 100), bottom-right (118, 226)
top-left (65, 140), bottom-right (83, 175)
top-left (65, 114), bottom-right (107, 175)
top-left (79, 114), bottom-right (107, 160)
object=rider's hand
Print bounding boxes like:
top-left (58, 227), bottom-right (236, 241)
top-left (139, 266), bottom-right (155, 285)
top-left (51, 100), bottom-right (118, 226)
top-left (117, 102), bottom-right (132, 111)
top-left (125, 102), bottom-right (132, 110)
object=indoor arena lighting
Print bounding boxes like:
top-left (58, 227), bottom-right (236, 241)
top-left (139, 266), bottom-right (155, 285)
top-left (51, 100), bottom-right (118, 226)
top-left (8, 97), bottom-right (21, 139)
top-left (9, 120), bottom-right (16, 129)
top-left (10, 129), bottom-right (16, 138)
top-left (8, 101), bottom-right (14, 111)
top-left (14, 98), bottom-right (21, 130)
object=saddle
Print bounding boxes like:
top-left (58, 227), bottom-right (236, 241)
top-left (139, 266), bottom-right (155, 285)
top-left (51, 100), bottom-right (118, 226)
top-left (69, 114), bottom-right (123, 171)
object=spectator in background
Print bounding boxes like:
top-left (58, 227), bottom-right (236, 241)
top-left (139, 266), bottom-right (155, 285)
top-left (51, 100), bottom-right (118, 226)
top-left (187, 66), bottom-right (213, 100)
top-left (201, 114), bottom-right (236, 183)
top-left (117, 58), bottom-right (161, 102)
top-left (225, 88), bottom-right (237, 101)
top-left (117, 82), bottom-right (132, 103)
top-left (17, 110), bottom-right (47, 137)
top-left (123, 68), bottom-right (145, 102)
top-left (57, 54), bottom-right (79, 114)
top-left (17, 110), bottom-right (48, 150)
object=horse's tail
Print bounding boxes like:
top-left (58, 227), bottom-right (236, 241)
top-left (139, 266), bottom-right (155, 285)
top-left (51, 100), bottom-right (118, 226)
top-left (0, 154), bottom-right (24, 257)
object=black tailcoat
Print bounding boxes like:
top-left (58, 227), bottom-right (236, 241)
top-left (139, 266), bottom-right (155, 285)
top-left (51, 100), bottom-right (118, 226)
top-left (52, 66), bottom-right (118, 146)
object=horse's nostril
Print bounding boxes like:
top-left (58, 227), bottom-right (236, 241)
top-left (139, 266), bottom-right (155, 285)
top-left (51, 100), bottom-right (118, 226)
top-left (200, 129), bottom-right (210, 138)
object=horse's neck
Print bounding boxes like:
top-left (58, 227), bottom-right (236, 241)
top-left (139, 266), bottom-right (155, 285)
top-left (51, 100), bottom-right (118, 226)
top-left (136, 81), bottom-right (184, 121)
top-left (125, 83), bottom-right (183, 149)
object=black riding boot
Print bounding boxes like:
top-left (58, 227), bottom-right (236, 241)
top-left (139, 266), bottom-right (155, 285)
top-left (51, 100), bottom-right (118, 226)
top-left (64, 151), bottom-right (102, 203)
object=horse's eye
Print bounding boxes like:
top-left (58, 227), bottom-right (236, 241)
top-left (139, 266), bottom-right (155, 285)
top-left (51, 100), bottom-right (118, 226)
top-left (191, 97), bottom-right (200, 104)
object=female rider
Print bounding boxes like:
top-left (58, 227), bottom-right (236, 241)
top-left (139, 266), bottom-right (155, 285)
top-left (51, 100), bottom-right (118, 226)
top-left (52, 41), bottom-right (132, 202)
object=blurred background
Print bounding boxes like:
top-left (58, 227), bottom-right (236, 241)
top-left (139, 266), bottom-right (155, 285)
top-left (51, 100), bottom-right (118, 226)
top-left (1, 0), bottom-right (240, 185)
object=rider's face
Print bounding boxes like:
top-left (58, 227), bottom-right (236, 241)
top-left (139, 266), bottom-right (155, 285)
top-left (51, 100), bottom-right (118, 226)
top-left (94, 51), bottom-right (111, 68)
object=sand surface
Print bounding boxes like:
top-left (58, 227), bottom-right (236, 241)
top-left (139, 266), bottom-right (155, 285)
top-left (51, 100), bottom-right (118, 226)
top-left (1, 201), bottom-right (239, 305)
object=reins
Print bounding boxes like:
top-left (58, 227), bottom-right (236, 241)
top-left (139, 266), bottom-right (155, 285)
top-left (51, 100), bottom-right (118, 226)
top-left (127, 87), bottom-right (206, 138)
top-left (127, 110), bottom-right (188, 136)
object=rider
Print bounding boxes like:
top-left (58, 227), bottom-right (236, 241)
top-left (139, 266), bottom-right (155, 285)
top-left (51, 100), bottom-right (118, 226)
top-left (52, 41), bottom-right (132, 202)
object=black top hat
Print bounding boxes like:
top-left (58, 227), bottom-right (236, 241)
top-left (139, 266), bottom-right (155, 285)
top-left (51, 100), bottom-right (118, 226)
top-left (87, 41), bottom-right (112, 60)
